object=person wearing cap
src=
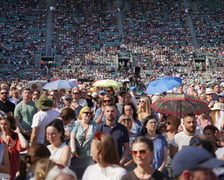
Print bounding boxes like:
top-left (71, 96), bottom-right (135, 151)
top-left (171, 146), bottom-right (224, 180)
top-left (62, 94), bottom-right (73, 108)
top-left (170, 114), bottom-right (198, 157)
top-left (209, 102), bottom-right (224, 131)
top-left (98, 90), bottom-right (106, 99)
top-left (14, 88), bottom-right (38, 140)
top-left (205, 88), bottom-right (216, 109)
top-left (30, 95), bottom-right (60, 145)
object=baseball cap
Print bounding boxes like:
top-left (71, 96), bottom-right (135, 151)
top-left (171, 146), bottom-right (224, 177)
top-left (129, 86), bottom-right (137, 91)
top-left (99, 90), bottom-right (106, 94)
top-left (63, 94), bottom-right (72, 100)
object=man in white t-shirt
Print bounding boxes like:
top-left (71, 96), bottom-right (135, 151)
top-left (170, 114), bottom-right (197, 158)
top-left (30, 95), bottom-right (59, 145)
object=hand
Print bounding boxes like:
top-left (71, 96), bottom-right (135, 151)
top-left (119, 158), bottom-right (126, 166)
top-left (14, 127), bottom-right (21, 134)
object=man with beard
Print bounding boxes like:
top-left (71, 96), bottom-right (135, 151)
top-left (14, 88), bottom-right (38, 139)
top-left (170, 114), bottom-right (198, 158)
top-left (0, 87), bottom-right (15, 114)
top-left (95, 103), bottom-right (129, 165)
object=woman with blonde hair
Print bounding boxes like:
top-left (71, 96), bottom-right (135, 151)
top-left (138, 96), bottom-right (152, 122)
top-left (82, 132), bottom-right (127, 180)
top-left (209, 102), bottom-right (224, 131)
top-left (70, 106), bottom-right (96, 157)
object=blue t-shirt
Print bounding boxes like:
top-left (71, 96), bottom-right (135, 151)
top-left (151, 134), bottom-right (168, 170)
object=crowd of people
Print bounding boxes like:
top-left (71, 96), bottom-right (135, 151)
top-left (0, 0), bottom-right (224, 179)
top-left (0, 79), bottom-right (223, 179)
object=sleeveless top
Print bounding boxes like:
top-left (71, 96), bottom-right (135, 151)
top-left (47, 142), bottom-right (70, 165)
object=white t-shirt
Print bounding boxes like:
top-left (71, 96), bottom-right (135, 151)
top-left (82, 163), bottom-right (127, 180)
top-left (171, 131), bottom-right (194, 151)
top-left (31, 109), bottom-right (60, 144)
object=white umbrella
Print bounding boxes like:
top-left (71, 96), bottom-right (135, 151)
top-left (43, 80), bottom-right (77, 90)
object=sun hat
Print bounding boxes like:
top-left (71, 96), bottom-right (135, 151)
top-left (211, 102), bottom-right (224, 111)
top-left (205, 88), bottom-right (214, 95)
top-left (35, 95), bottom-right (53, 110)
top-left (171, 146), bottom-right (224, 177)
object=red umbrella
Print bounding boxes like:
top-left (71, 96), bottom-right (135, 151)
top-left (151, 94), bottom-right (210, 117)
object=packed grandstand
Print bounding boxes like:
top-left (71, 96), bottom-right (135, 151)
top-left (0, 0), bottom-right (223, 82)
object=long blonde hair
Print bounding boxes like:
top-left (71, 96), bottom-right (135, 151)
top-left (138, 96), bottom-right (151, 120)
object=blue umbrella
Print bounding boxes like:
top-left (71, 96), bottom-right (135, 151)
top-left (145, 76), bottom-right (182, 94)
top-left (43, 80), bottom-right (78, 90)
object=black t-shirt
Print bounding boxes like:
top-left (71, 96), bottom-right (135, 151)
top-left (0, 100), bottom-right (15, 114)
top-left (121, 170), bottom-right (168, 180)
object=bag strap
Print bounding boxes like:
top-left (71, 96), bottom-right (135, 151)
top-left (80, 125), bottom-right (89, 148)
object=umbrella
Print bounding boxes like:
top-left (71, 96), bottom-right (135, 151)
top-left (92, 79), bottom-right (123, 88)
top-left (68, 80), bottom-right (78, 88)
top-left (145, 76), bottom-right (182, 94)
top-left (43, 80), bottom-right (77, 90)
top-left (25, 80), bottom-right (47, 90)
top-left (151, 94), bottom-right (210, 117)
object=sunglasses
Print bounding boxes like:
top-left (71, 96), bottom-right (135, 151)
top-left (132, 149), bottom-right (148, 157)
top-left (139, 100), bottom-right (145, 103)
top-left (122, 118), bottom-right (131, 121)
top-left (0, 92), bottom-right (8, 95)
top-left (73, 92), bottom-right (79, 95)
top-left (83, 112), bottom-right (92, 115)
top-left (103, 100), bottom-right (111, 103)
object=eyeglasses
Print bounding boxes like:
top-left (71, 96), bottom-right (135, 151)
top-left (0, 92), bottom-right (8, 95)
top-left (83, 112), bottom-right (92, 115)
top-left (122, 118), bottom-right (131, 121)
top-left (103, 100), bottom-right (111, 103)
top-left (132, 149), bottom-right (149, 157)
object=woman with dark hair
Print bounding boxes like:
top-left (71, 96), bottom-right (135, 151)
top-left (59, 108), bottom-right (76, 141)
top-left (46, 119), bottom-right (71, 166)
top-left (121, 136), bottom-right (167, 180)
top-left (141, 115), bottom-right (168, 175)
top-left (15, 143), bottom-right (51, 180)
top-left (0, 114), bottom-right (28, 179)
top-left (122, 103), bottom-right (142, 144)
top-left (82, 132), bottom-right (127, 180)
